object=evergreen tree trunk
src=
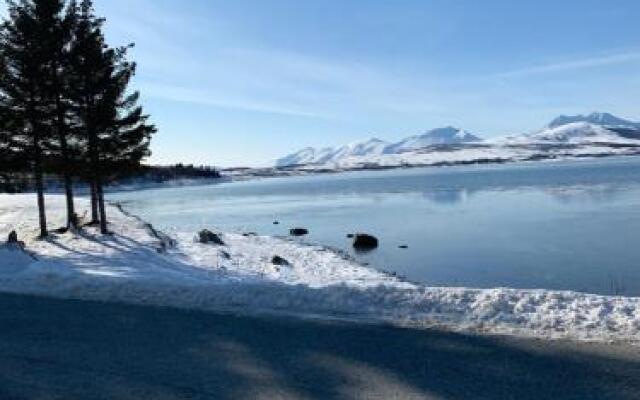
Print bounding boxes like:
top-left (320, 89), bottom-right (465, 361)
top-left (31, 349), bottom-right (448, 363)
top-left (35, 170), bottom-right (47, 238)
top-left (96, 179), bottom-right (108, 234)
top-left (90, 180), bottom-right (99, 224)
top-left (33, 133), bottom-right (47, 238)
top-left (56, 96), bottom-right (76, 229)
top-left (59, 134), bottom-right (76, 229)
top-left (63, 171), bottom-right (75, 228)
top-left (87, 118), bottom-right (104, 231)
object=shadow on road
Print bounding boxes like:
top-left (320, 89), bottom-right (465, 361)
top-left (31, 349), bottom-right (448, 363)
top-left (0, 292), bottom-right (638, 399)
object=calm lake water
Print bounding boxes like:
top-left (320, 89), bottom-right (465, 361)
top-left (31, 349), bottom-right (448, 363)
top-left (111, 157), bottom-right (640, 296)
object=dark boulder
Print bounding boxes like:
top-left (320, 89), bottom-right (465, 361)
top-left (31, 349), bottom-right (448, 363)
top-left (220, 250), bottom-right (231, 260)
top-left (346, 233), bottom-right (354, 238)
top-left (271, 255), bottom-right (290, 266)
top-left (353, 233), bottom-right (378, 250)
top-left (289, 228), bottom-right (309, 236)
top-left (242, 232), bottom-right (257, 237)
top-left (198, 229), bottom-right (225, 245)
top-left (273, 221), bottom-right (280, 225)
top-left (398, 245), bottom-right (408, 249)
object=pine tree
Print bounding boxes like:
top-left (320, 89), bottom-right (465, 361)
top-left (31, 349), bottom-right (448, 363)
top-left (41, 0), bottom-right (78, 229)
top-left (68, 0), bottom-right (155, 234)
top-left (0, 0), bottom-right (63, 237)
top-left (66, 0), bottom-right (105, 229)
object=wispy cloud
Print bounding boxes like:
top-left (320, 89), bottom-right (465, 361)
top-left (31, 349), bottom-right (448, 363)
top-left (498, 51), bottom-right (640, 78)
top-left (141, 83), bottom-right (325, 118)
top-left (138, 42), bottom-right (447, 119)
top-left (95, 1), bottom-right (472, 122)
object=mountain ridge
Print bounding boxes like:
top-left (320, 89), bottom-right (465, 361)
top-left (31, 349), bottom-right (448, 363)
top-left (276, 112), bottom-right (640, 167)
top-left (547, 112), bottom-right (640, 129)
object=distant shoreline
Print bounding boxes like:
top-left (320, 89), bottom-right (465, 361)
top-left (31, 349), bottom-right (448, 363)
top-left (223, 150), bottom-right (640, 182)
top-left (3, 152), bottom-right (640, 196)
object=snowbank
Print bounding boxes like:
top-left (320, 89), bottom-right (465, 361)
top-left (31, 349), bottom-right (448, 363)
top-left (0, 194), bottom-right (639, 343)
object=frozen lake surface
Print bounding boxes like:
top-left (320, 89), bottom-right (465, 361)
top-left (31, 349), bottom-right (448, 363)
top-left (112, 157), bottom-right (640, 296)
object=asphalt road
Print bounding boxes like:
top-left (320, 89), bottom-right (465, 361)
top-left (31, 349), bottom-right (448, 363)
top-left (0, 292), bottom-right (639, 399)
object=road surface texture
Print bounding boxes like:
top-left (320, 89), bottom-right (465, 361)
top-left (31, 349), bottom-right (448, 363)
top-left (0, 292), bottom-right (639, 399)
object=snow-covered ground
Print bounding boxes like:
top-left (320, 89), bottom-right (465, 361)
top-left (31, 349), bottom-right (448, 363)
top-left (1, 194), bottom-right (639, 343)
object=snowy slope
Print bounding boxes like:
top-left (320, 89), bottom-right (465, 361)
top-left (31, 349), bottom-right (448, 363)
top-left (548, 112), bottom-right (640, 129)
top-left (497, 122), bottom-right (635, 145)
top-left (531, 122), bottom-right (632, 143)
top-left (276, 138), bottom-right (390, 167)
top-left (276, 127), bottom-right (480, 167)
top-left (386, 126), bottom-right (482, 153)
top-left (1, 194), bottom-right (639, 342)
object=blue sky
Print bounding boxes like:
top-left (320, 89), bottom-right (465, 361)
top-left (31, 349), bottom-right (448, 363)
top-left (4, 1), bottom-right (640, 166)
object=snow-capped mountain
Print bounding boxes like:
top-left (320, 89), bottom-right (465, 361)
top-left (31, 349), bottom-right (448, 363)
top-left (529, 122), bottom-right (627, 143)
top-left (385, 127), bottom-right (481, 153)
top-left (276, 127), bottom-right (481, 167)
top-left (497, 113), bottom-right (640, 145)
top-left (275, 113), bottom-right (640, 169)
top-left (275, 138), bottom-right (389, 167)
top-left (497, 122), bottom-right (631, 145)
top-left (547, 112), bottom-right (640, 130)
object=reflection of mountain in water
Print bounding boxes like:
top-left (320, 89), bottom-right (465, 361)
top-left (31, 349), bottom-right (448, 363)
top-left (420, 183), bottom-right (633, 206)
top-left (422, 188), bottom-right (470, 205)
top-left (543, 184), bottom-right (629, 205)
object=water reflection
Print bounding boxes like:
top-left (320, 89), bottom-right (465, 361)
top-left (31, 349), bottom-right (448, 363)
top-left (422, 188), bottom-right (470, 205)
top-left (418, 184), bottom-right (631, 206)
top-left (543, 184), bottom-right (627, 204)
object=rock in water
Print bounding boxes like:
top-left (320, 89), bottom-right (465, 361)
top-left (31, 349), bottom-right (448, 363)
top-left (7, 231), bottom-right (18, 243)
top-left (289, 228), bottom-right (309, 236)
top-left (346, 233), bottom-right (354, 238)
top-left (271, 255), bottom-right (290, 266)
top-left (353, 233), bottom-right (378, 250)
top-left (198, 229), bottom-right (225, 245)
